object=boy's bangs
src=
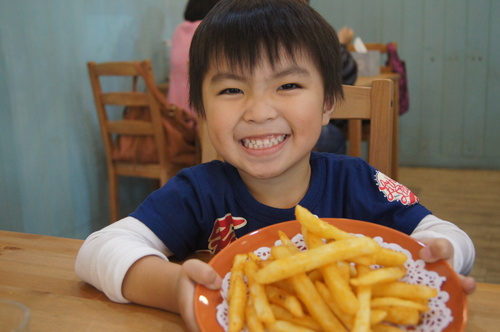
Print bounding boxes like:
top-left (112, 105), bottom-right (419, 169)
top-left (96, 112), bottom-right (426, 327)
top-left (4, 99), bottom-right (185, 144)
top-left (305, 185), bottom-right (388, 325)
top-left (208, 42), bottom-right (301, 76)
top-left (205, 3), bottom-right (316, 74)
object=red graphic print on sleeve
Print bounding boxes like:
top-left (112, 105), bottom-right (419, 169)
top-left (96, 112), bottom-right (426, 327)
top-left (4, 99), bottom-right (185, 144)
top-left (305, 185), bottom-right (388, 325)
top-left (375, 171), bottom-right (419, 206)
top-left (205, 213), bottom-right (248, 254)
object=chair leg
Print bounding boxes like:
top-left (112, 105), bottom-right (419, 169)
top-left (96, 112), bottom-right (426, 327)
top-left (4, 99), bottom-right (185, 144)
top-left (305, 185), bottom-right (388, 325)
top-left (108, 171), bottom-right (119, 223)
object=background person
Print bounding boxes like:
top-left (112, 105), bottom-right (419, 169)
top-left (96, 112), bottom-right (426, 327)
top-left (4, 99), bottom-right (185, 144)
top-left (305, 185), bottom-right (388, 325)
top-left (167, 0), bottom-right (220, 119)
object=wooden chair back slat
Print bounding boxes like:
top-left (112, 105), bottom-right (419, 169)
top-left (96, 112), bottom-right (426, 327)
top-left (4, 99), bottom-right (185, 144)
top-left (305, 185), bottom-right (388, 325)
top-left (101, 92), bottom-right (148, 106)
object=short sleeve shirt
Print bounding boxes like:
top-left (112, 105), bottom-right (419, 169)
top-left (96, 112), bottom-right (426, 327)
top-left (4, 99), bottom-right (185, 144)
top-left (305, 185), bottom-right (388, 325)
top-left (130, 152), bottom-right (430, 260)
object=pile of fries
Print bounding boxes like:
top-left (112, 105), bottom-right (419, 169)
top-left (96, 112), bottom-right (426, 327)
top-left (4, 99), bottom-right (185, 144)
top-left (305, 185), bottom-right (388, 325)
top-left (226, 205), bottom-right (438, 332)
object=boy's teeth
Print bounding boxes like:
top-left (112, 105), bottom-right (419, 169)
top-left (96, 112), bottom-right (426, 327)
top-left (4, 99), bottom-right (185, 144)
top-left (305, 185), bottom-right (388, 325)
top-left (242, 135), bottom-right (286, 149)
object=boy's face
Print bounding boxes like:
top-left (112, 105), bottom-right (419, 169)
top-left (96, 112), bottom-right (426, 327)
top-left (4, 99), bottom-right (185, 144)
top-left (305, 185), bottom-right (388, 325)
top-left (201, 52), bottom-right (333, 182)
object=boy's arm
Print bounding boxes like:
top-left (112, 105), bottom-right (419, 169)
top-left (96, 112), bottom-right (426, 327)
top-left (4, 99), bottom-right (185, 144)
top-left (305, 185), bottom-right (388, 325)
top-left (75, 217), bottom-right (172, 303)
top-left (121, 256), bottom-right (181, 311)
top-left (75, 216), bottom-right (222, 331)
top-left (411, 214), bottom-right (475, 275)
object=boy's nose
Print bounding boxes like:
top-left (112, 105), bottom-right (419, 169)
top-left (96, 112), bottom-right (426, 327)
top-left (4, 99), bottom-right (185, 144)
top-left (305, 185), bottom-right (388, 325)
top-left (243, 98), bottom-right (278, 123)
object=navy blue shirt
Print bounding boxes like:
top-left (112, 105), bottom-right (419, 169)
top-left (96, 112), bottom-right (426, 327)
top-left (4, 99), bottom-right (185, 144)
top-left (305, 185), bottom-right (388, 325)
top-left (131, 152), bottom-right (430, 260)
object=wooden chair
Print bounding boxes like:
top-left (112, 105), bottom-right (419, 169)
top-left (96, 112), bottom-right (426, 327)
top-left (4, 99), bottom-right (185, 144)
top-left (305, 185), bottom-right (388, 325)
top-left (347, 42), bottom-right (400, 179)
top-left (333, 79), bottom-right (394, 175)
top-left (88, 60), bottom-right (188, 223)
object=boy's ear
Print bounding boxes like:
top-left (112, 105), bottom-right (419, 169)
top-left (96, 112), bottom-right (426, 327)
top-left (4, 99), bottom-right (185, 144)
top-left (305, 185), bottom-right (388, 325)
top-left (322, 100), bottom-right (335, 125)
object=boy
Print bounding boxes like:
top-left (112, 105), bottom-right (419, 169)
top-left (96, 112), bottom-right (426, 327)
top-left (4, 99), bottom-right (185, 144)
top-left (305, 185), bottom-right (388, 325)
top-left (76, 1), bottom-right (475, 331)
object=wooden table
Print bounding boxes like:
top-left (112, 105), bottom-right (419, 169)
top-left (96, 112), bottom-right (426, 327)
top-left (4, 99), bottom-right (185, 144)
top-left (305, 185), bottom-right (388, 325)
top-left (0, 231), bottom-right (186, 331)
top-left (0, 230), bottom-right (498, 331)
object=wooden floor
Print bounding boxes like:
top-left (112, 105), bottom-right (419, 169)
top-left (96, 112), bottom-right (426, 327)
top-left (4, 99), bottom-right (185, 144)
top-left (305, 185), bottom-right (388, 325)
top-left (398, 167), bottom-right (500, 284)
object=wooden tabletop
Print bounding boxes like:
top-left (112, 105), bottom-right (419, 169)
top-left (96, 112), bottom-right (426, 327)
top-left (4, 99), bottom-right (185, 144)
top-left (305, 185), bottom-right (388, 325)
top-left (0, 230), bottom-right (498, 331)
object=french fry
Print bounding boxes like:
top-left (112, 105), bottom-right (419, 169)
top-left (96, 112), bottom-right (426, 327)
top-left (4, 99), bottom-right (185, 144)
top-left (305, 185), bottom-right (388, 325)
top-left (304, 228), bottom-right (359, 315)
top-left (295, 205), bottom-right (352, 240)
top-left (350, 254), bottom-right (376, 266)
top-left (372, 323), bottom-right (406, 332)
top-left (266, 320), bottom-right (317, 332)
top-left (374, 248), bottom-right (408, 266)
top-left (245, 259), bottom-right (275, 324)
top-left (370, 297), bottom-right (429, 312)
top-left (278, 231), bottom-right (301, 253)
top-left (246, 298), bottom-right (265, 332)
top-left (272, 245), bottom-right (347, 332)
top-left (370, 309), bottom-right (387, 325)
top-left (266, 284), bottom-right (304, 318)
top-left (371, 281), bottom-right (438, 300)
top-left (352, 265), bottom-right (372, 332)
top-left (248, 251), bottom-right (261, 262)
top-left (381, 305), bottom-right (421, 325)
top-left (255, 236), bottom-right (380, 284)
top-left (271, 279), bottom-right (296, 296)
top-left (336, 260), bottom-right (352, 281)
top-left (307, 269), bottom-right (323, 283)
top-left (270, 304), bottom-right (322, 331)
top-left (315, 280), bottom-right (354, 330)
top-left (350, 266), bottom-right (406, 287)
top-left (228, 254), bottom-right (248, 332)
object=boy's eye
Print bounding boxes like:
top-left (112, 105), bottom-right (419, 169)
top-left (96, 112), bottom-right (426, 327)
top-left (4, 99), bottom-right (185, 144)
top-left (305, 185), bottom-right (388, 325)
top-left (278, 83), bottom-right (300, 90)
top-left (220, 88), bottom-right (242, 95)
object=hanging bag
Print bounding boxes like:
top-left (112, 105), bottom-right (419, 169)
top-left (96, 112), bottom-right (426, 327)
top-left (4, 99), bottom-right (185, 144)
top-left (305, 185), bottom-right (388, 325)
top-left (386, 43), bottom-right (409, 115)
top-left (112, 62), bottom-right (199, 166)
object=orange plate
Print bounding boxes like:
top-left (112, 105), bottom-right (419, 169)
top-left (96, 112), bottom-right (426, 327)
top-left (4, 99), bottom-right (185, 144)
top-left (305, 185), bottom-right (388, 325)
top-left (194, 218), bottom-right (467, 332)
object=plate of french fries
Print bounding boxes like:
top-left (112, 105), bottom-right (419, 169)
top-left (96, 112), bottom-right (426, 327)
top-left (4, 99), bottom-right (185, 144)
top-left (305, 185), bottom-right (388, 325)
top-left (194, 205), bottom-right (467, 332)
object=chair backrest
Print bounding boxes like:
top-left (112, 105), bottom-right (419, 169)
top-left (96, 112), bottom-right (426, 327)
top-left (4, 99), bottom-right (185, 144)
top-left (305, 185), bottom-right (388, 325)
top-left (88, 60), bottom-right (170, 173)
top-left (332, 79), bottom-right (394, 175)
top-left (348, 42), bottom-right (398, 73)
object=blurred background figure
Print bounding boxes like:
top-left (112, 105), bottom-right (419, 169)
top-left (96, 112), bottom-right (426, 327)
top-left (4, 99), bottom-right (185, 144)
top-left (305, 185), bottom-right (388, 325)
top-left (168, 0), bottom-right (220, 119)
top-left (315, 26), bottom-right (358, 155)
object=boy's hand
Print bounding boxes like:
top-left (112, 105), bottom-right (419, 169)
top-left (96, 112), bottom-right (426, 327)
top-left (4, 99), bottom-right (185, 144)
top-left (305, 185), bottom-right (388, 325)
top-left (419, 238), bottom-right (476, 295)
top-left (177, 259), bottom-right (222, 332)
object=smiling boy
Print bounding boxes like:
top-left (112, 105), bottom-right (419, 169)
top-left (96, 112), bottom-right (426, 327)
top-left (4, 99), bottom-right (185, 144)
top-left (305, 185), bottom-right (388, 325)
top-left (75, 1), bottom-right (475, 331)
top-left (202, 55), bottom-right (330, 207)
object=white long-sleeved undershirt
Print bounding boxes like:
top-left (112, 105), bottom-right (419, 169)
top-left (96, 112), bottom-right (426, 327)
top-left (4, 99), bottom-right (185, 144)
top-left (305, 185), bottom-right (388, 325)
top-left (75, 215), bottom-right (475, 303)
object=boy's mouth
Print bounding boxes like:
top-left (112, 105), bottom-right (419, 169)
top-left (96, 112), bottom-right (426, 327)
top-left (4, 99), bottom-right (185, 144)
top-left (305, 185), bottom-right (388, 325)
top-left (241, 134), bottom-right (287, 150)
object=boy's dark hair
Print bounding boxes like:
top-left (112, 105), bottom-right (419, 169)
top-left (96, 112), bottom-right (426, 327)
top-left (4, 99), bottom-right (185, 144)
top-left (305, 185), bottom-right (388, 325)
top-left (189, 0), bottom-right (343, 117)
top-left (184, 0), bottom-right (220, 22)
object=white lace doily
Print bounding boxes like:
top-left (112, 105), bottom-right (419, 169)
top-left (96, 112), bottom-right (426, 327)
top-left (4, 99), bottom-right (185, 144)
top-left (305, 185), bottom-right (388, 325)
top-left (216, 233), bottom-right (453, 332)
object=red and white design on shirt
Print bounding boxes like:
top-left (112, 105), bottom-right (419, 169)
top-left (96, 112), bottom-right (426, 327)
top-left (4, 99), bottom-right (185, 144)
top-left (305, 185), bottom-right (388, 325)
top-left (375, 171), bottom-right (419, 206)
top-left (205, 213), bottom-right (248, 254)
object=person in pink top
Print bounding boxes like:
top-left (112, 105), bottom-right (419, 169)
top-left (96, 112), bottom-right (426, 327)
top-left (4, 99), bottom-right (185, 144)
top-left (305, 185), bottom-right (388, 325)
top-left (168, 0), bottom-right (220, 119)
